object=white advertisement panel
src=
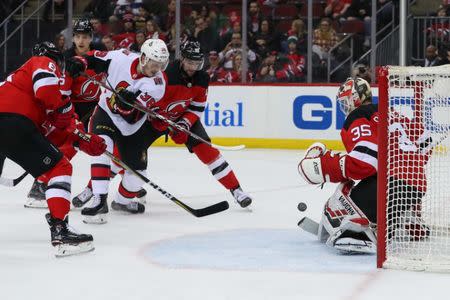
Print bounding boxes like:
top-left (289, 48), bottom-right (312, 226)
top-left (203, 85), bottom-right (379, 142)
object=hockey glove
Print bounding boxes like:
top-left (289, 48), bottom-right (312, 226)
top-left (169, 119), bottom-right (190, 144)
top-left (66, 56), bottom-right (87, 78)
top-left (298, 142), bottom-right (347, 184)
top-left (77, 130), bottom-right (106, 156)
top-left (116, 89), bottom-right (137, 110)
top-left (149, 109), bottom-right (170, 132)
top-left (48, 102), bottom-right (75, 130)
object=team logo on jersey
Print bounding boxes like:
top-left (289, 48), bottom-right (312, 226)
top-left (166, 99), bottom-right (190, 118)
top-left (80, 79), bottom-right (101, 101)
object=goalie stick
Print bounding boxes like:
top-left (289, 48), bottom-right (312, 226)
top-left (81, 72), bottom-right (245, 151)
top-left (297, 217), bottom-right (320, 236)
top-left (0, 171), bottom-right (29, 187)
top-left (74, 129), bottom-right (229, 217)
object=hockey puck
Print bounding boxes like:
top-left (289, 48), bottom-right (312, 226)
top-left (297, 202), bottom-right (307, 212)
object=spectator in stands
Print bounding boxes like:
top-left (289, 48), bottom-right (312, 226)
top-left (160, 0), bottom-right (176, 31)
top-left (346, 0), bottom-right (372, 47)
top-left (135, 7), bottom-right (150, 30)
top-left (205, 51), bottom-right (223, 82)
top-left (218, 54), bottom-right (253, 83)
top-left (166, 24), bottom-right (190, 57)
top-left (351, 63), bottom-right (372, 83)
top-left (145, 19), bottom-right (166, 41)
top-left (114, 0), bottom-right (135, 19)
top-left (84, 0), bottom-right (114, 23)
top-left (112, 14), bottom-right (136, 50)
top-left (142, 0), bottom-right (166, 25)
top-left (108, 15), bottom-right (123, 36)
top-left (54, 33), bottom-right (66, 52)
top-left (130, 30), bottom-right (146, 53)
top-left (435, 44), bottom-right (450, 66)
top-left (248, 1), bottom-right (265, 39)
top-left (424, 45), bottom-right (440, 67)
top-left (219, 32), bottom-right (257, 70)
top-left (194, 16), bottom-right (219, 54)
top-left (312, 18), bottom-right (339, 65)
top-left (90, 17), bottom-right (105, 49)
top-left (324, 0), bottom-right (352, 21)
top-left (282, 19), bottom-right (307, 54)
top-left (102, 34), bottom-right (115, 51)
top-left (221, 18), bottom-right (243, 51)
top-left (256, 51), bottom-right (285, 82)
top-left (251, 18), bottom-right (276, 58)
top-left (284, 36), bottom-right (306, 82)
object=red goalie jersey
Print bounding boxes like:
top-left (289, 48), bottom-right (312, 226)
top-left (341, 103), bottom-right (431, 192)
top-left (340, 104), bottom-right (379, 180)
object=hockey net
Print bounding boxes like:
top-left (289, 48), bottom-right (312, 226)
top-left (378, 65), bottom-right (450, 272)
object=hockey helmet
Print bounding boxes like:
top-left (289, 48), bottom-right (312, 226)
top-left (336, 77), bottom-right (372, 116)
top-left (32, 41), bottom-right (65, 72)
top-left (180, 37), bottom-right (204, 70)
top-left (73, 18), bottom-right (93, 36)
top-left (139, 38), bottom-right (169, 71)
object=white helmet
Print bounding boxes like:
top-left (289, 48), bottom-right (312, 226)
top-left (336, 77), bottom-right (372, 116)
top-left (140, 38), bottom-right (169, 71)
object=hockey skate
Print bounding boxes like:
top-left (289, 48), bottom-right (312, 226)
top-left (231, 187), bottom-right (253, 208)
top-left (24, 180), bottom-right (47, 209)
top-left (111, 200), bottom-right (145, 214)
top-left (72, 186), bottom-right (93, 208)
top-left (45, 213), bottom-right (94, 257)
top-left (81, 194), bottom-right (109, 224)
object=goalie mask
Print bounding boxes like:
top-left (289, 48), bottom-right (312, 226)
top-left (139, 38), bottom-right (170, 73)
top-left (337, 77), bottom-right (372, 116)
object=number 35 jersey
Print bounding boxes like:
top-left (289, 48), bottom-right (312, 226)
top-left (340, 104), bottom-right (379, 181)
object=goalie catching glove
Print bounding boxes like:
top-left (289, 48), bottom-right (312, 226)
top-left (298, 142), bottom-right (347, 184)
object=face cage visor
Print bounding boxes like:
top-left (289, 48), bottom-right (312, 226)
top-left (182, 57), bottom-right (204, 71)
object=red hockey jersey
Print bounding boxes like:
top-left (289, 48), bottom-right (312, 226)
top-left (340, 103), bottom-right (430, 192)
top-left (155, 60), bottom-right (209, 127)
top-left (0, 56), bottom-right (67, 127)
top-left (340, 104), bottom-right (379, 180)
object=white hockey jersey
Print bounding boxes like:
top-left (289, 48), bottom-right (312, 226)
top-left (88, 49), bottom-right (166, 136)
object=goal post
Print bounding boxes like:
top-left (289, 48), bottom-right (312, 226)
top-left (377, 65), bottom-right (450, 272)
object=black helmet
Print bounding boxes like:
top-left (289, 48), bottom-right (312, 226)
top-left (32, 41), bottom-right (65, 71)
top-left (73, 18), bottom-right (93, 35)
top-left (180, 37), bottom-right (204, 61)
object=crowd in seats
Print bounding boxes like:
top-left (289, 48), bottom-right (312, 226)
top-left (51, 0), bottom-right (396, 83)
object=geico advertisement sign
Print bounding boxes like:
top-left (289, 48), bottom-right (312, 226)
top-left (203, 86), bottom-right (379, 139)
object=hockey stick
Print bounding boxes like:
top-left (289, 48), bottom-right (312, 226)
top-left (0, 171), bottom-right (29, 187)
top-left (297, 217), bottom-right (319, 236)
top-left (81, 72), bottom-right (245, 151)
top-left (74, 129), bottom-right (229, 217)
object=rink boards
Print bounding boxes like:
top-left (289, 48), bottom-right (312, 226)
top-left (153, 84), bottom-right (379, 150)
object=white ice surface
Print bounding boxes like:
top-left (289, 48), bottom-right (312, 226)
top-left (0, 148), bottom-right (448, 300)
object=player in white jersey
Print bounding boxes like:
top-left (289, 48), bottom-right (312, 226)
top-left (69, 39), bottom-right (169, 223)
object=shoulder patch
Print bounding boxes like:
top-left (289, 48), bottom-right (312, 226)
top-left (343, 104), bottom-right (378, 130)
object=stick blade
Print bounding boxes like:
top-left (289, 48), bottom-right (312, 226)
top-left (297, 217), bottom-right (319, 236)
top-left (191, 201), bottom-right (230, 217)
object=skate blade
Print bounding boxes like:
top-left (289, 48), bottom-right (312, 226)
top-left (55, 242), bottom-right (95, 258)
top-left (82, 214), bottom-right (107, 224)
top-left (24, 199), bottom-right (48, 209)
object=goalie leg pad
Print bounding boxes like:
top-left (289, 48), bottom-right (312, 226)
top-left (319, 182), bottom-right (377, 254)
